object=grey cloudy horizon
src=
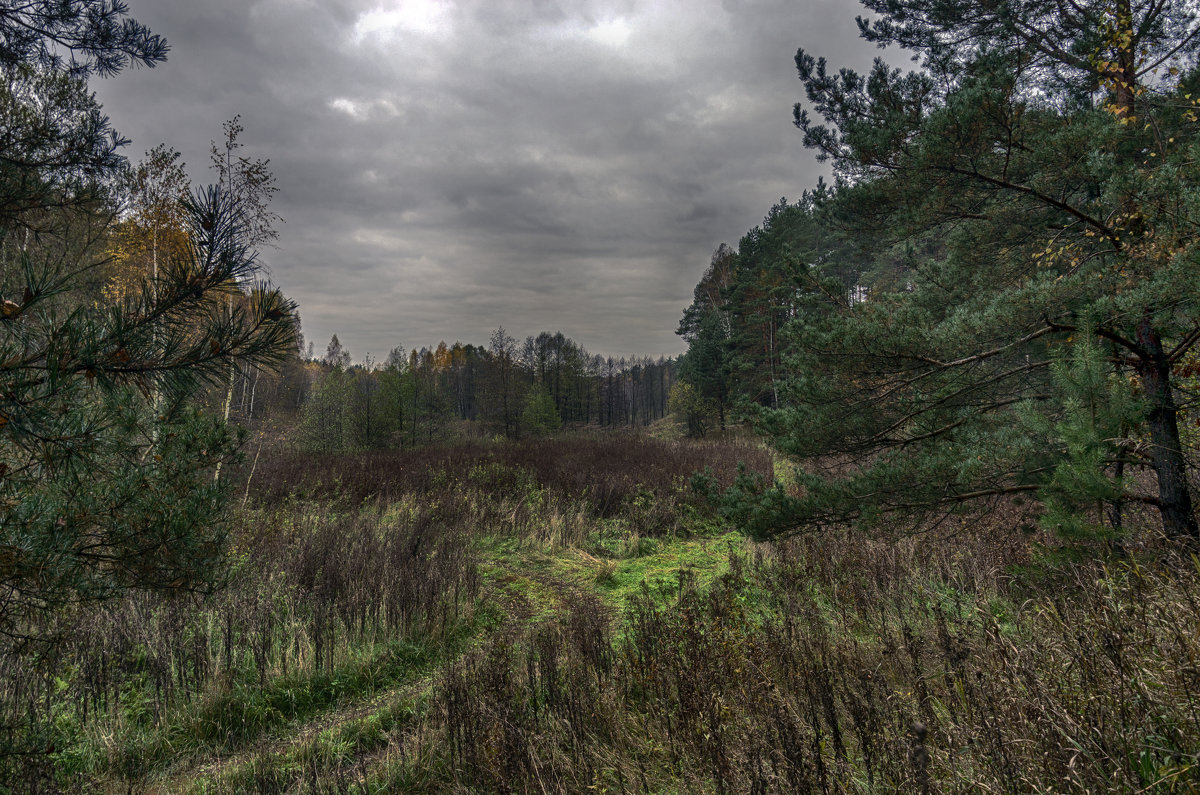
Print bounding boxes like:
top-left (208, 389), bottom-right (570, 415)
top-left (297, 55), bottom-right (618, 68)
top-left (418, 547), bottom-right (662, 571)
top-left (93, 0), bottom-right (879, 362)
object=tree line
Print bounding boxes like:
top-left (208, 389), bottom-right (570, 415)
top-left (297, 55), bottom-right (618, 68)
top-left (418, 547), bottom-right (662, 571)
top-left (678, 0), bottom-right (1200, 544)
top-left (289, 328), bottom-right (678, 454)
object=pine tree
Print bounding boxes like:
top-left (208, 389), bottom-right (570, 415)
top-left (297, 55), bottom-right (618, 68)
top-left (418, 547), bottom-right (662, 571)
top-left (1, 185), bottom-right (297, 638)
top-left (723, 0), bottom-right (1200, 540)
top-left (0, 2), bottom-right (297, 643)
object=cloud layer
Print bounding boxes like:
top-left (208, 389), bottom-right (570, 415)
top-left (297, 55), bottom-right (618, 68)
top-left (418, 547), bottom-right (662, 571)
top-left (94, 0), bottom-right (878, 360)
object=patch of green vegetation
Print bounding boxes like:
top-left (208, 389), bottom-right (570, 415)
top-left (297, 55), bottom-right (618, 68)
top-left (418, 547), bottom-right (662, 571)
top-left (599, 530), bottom-right (747, 607)
top-left (83, 616), bottom-right (479, 783)
top-left (984, 595), bottom-right (1022, 635)
top-left (481, 569), bottom-right (568, 625)
top-left (646, 415), bottom-right (685, 441)
top-left (183, 690), bottom-right (431, 794)
top-left (479, 520), bottom-right (747, 616)
top-left (772, 453), bottom-right (800, 488)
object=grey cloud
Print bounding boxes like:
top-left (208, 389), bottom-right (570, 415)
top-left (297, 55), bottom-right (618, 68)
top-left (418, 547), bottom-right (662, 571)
top-left (95, 0), bottom-right (881, 358)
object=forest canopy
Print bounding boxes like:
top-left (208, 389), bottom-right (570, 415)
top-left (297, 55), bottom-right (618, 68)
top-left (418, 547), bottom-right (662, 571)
top-left (678, 0), bottom-right (1200, 543)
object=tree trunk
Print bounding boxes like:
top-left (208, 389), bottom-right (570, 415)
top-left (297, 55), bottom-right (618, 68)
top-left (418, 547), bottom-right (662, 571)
top-left (1108, 456), bottom-right (1126, 532)
top-left (240, 366), bottom-right (249, 415)
top-left (214, 363), bottom-right (235, 480)
top-left (1135, 317), bottom-right (1198, 541)
top-left (249, 367), bottom-right (259, 418)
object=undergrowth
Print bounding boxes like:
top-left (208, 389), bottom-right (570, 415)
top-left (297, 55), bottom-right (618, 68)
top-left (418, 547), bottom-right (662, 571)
top-left (4, 435), bottom-right (1199, 793)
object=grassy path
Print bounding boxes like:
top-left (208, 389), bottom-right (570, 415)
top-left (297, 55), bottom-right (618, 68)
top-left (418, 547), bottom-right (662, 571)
top-left (120, 525), bottom-right (744, 793)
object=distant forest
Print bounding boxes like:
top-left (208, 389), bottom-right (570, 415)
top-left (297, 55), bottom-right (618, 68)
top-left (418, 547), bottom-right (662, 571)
top-left (246, 328), bottom-right (678, 453)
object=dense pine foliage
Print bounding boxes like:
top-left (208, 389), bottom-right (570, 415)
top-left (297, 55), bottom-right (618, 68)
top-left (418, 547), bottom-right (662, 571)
top-left (0, 4), bottom-right (296, 655)
top-left (678, 0), bottom-right (1200, 544)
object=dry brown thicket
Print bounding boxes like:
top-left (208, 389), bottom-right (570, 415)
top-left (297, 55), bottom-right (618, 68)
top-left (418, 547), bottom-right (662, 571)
top-left (398, 524), bottom-right (1200, 793)
top-left (249, 434), bottom-right (771, 518)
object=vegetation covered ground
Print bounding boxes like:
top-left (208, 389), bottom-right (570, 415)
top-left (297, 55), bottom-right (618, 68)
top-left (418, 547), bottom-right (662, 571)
top-left (7, 1), bottom-right (1200, 793)
top-left (7, 433), bottom-right (1196, 793)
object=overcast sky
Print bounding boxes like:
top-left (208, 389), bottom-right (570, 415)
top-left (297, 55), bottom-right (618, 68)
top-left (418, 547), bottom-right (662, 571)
top-left (93, 0), bottom-right (880, 361)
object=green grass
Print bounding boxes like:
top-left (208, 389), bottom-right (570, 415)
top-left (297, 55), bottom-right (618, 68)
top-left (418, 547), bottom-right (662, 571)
top-left (68, 485), bottom-right (742, 790)
top-left (79, 615), bottom-right (480, 785)
top-left (183, 690), bottom-right (431, 794)
top-left (480, 520), bottom-right (746, 611)
top-left (165, 506), bottom-right (742, 791)
top-left (598, 529), bottom-right (745, 604)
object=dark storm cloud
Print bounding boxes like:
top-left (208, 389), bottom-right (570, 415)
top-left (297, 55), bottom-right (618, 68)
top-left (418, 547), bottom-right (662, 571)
top-left (93, 0), bottom-right (879, 359)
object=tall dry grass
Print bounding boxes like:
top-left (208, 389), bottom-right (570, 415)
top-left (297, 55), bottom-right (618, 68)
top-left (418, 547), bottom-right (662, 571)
top-left (383, 525), bottom-right (1200, 793)
top-left (1, 434), bottom-right (771, 790)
